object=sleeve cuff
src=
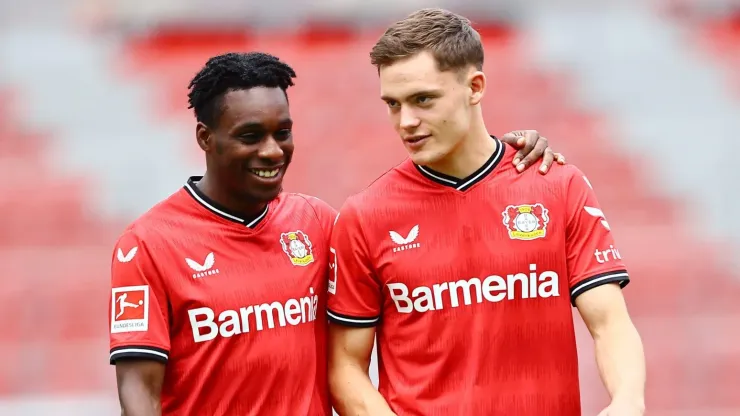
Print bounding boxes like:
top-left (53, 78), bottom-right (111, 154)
top-left (110, 345), bottom-right (169, 365)
top-left (327, 308), bottom-right (380, 328)
top-left (570, 269), bottom-right (630, 306)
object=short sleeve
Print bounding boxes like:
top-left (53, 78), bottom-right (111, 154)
top-left (565, 169), bottom-right (630, 305)
top-left (109, 231), bottom-right (170, 364)
top-left (326, 201), bottom-right (382, 327)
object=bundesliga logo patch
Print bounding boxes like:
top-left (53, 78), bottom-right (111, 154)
top-left (502, 203), bottom-right (550, 241)
top-left (280, 230), bottom-right (315, 266)
top-left (328, 247), bottom-right (338, 294)
top-left (111, 285), bottom-right (149, 333)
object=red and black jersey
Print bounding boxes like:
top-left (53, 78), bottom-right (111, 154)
top-left (109, 177), bottom-right (335, 416)
top-left (327, 138), bottom-right (629, 415)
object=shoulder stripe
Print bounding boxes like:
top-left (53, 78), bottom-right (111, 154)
top-left (570, 269), bottom-right (630, 305)
top-left (327, 309), bottom-right (380, 328)
top-left (109, 345), bottom-right (169, 365)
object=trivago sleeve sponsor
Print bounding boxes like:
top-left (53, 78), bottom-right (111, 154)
top-left (564, 166), bottom-right (630, 305)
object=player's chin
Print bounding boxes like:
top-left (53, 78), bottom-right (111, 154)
top-left (408, 148), bottom-right (444, 166)
top-left (245, 185), bottom-right (282, 203)
top-left (242, 174), bottom-right (284, 201)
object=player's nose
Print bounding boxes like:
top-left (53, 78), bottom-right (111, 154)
top-left (257, 136), bottom-right (285, 162)
top-left (399, 106), bottom-right (421, 129)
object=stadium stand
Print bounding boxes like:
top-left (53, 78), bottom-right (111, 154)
top-left (0, 87), bottom-right (118, 396)
top-left (696, 11), bottom-right (740, 95)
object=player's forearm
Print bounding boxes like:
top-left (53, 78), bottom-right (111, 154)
top-left (118, 378), bottom-right (161, 416)
top-left (115, 361), bottom-right (164, 416)
top-left (593, 320), bottom-right (646, 409)
top-left (329, 362), bottom-right (396, 416)
top-left (119, 392), bottom-right (161, 416)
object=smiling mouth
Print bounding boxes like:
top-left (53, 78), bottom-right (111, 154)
top-left (248, 168), bottom-right (281, 178)
top-left (405, 135), bottom-right (430, 143)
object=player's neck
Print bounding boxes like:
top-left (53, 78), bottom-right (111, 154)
top-left (196, 174), bottom-right (268, 220)
top-left (425, 127), bottom-right (496, 179)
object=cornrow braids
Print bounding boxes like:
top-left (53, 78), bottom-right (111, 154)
top-left (187, 52), bottom-right (297, 127)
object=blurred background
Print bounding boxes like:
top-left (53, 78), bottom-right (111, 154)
top-left (1, 0), bottom-right (739, 414)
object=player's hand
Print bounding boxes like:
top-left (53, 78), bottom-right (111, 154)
top-left (596, 399), bottom-right (645, 416)
top-left (500, 130), bottom-right (566, 174)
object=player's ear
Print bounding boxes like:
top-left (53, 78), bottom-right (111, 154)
top-left (196, 122), bottom-right (212, 152)
top-left (468, 70), bottom-right (486, 106)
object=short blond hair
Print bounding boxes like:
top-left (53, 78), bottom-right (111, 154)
top-left (370, 8), bottom-right (484, 72)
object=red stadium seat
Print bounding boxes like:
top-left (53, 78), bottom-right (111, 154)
top-left (697, 14), bottom-right (740, 96)
top-left (0, 91), bottom-right (119, 395)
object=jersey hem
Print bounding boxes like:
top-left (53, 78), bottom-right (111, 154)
top-left (327, 308), bottom-right (380, 328)
top-left (570, 269), bottom-right (630, 306)
top-left (109, 345), bottom-right (169, 365)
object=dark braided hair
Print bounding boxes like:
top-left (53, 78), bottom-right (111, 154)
top-left (187, 52), bottom-right (297, 127)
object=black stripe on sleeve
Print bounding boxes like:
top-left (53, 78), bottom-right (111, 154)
top-left (327, 308), bottom-right (380, 328)
top-left (109, 345), bottom-right (169, 365)
top-left (570, 269), bottom-right (630, 306)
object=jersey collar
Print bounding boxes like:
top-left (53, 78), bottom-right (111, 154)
top-left (414, 136), bottom-right (505, 191)
top-left (184, 176), bottom-right (269, 228)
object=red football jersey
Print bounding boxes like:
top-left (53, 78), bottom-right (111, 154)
top-left (327, 138), bottom-right (629, 415)
top-left (109, 176), bottom-right (335, 416)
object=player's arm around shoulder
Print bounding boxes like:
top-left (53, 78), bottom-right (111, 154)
top-left (110, 228), bottom-right (168, 416)
top-left (327, 200), bottom-right (396, 416)
top-left (560, 164), bottom-right (646, 415)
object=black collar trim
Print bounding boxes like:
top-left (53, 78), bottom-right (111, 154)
top-left (414, 136), bottom-right (505, 191)
top-left (184, 176), bottom-right (268, 228)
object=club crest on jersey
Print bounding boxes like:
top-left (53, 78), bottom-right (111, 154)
top-left (502, 203), bottom-right (550, 241)
top-left (280, 230), bottom-right (315, 266)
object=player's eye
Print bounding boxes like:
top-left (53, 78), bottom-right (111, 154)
top-left (386, 100), bottom-right (400, 109)
top-left (239, 132), bottom-right (263, 143)
top-left (416, 96), bottom-right (432, 105)
top-left (274, 129), bottom-right (292, 140)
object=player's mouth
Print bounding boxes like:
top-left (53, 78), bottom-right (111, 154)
top-left (248, 167), bottom-right (283, 183)
top-left (403, 135), bottom-right (431, 151)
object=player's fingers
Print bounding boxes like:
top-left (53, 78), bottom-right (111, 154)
top-left (503, 131), bottom-right (532, 166)
top-left (516, 133), bottom-right (547, 172)
top-left (555, 152), bottom-right (566, 164)
top-left (500, 131), bottom-right (526, 147)
top-left (502, 132), bottom-right (528, 166)
top-left (513, 142), bottom-right (526, 167)
top-left (538, 147), bottom-right (556, 174)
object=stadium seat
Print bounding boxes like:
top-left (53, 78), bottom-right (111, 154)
top-left (697, 13), bottom-right (740, 96)
top-left (0, 91), bottom-right (118, 395)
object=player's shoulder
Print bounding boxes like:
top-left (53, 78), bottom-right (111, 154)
top-left (542, 162), bottom-right (590, 189)
top-left (277, 192), bottom-right (338, 235)
top-left (341, 159), bottom-right (414, 213)
top-left (508, 150), bottom-right (588, 190)
top-left (113, 188), bottom-right (191, 249)
top-left (281, 192), bottom-right (337, 216)
top-left (542, 160), bottom-right (585, 178)
top-left (499, 141), bottom-right (587, 187)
